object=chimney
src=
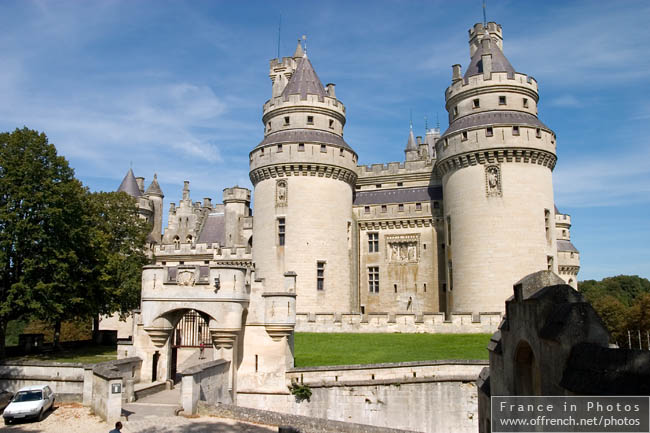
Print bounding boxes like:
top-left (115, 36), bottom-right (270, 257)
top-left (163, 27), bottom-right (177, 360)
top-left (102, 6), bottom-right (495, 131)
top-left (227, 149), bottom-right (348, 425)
top-left (326, 83), bottom-right (336, 98)
top-left (182, 181), bottom-right (190, 201)
top-left (135, 177), bottom-right (145, 193)
top-left (452, 64), bottom-right (462, 82)
top-left (203, 197), bottom-right (212, 208)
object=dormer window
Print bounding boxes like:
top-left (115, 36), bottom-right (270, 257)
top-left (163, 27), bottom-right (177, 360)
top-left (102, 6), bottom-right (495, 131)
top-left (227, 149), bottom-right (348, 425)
top-left (284, 116), bottom-right (290, 125)
top-left (499, 96), bottom-right (506, 105)
top-left (473, 99), bottom-right (480, 108)
top-left (307, 116), bottom-right (314, 124)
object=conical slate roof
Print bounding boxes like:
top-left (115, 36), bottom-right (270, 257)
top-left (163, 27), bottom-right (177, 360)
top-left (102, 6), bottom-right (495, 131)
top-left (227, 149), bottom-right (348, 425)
top-left (281, 56), bottom-right (328, 100)
top-left (293, 39), bottom-right (304, 58)
top-left (145, 173), bottom-right (163, 196)
top-left (464, 37), bottom-right (515, 79)
top-left (406, 127), bottom-right (418, 151)
top-left (117, 168), bottom-right (142, 198)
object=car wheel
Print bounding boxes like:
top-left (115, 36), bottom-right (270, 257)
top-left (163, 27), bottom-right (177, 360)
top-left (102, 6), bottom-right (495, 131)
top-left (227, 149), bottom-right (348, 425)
top-left (50, 397), bottom-right (55, 411)
top-left (37, 408), bottom-right (44, 422)
top-left (4, 418), bottom-right (11, 425)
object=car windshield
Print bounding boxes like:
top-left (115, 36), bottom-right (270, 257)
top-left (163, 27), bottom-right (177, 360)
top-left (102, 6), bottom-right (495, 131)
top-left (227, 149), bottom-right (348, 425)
top-left (13, 391), bottom-right (42, 402)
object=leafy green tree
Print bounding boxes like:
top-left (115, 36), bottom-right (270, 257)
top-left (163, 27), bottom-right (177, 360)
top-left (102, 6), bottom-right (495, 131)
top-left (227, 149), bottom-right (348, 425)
top-left (0, 128), bottom-right (90, 356)
top-left (86, 191), bottom-right (150, 333)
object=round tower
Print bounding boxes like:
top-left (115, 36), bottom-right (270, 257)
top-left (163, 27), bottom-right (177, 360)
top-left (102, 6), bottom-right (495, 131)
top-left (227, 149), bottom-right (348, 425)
top-left (249, 41), bottom-right (357, 313)
top-left (436, 22), bottom-right (558, 314)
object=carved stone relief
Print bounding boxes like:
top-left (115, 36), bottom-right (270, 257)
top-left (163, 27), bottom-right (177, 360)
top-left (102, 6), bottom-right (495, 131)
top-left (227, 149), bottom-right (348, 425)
top-left (177, 270), bottom-right (196, 286)
top-left (386, 234), bottom-right (419, 263)
top-left (276, 179), bottom-right (288, 206)
top-left (485, 164), bottom-right (502, 197)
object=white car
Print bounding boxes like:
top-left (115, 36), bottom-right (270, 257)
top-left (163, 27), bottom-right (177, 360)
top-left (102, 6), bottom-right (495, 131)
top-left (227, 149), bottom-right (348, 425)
top-left (2, 385), bottom-right (55, 424)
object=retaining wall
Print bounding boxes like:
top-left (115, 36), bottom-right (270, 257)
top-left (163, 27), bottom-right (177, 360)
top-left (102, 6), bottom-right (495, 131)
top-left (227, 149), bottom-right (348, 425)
top-left (237, 361), bottom-right (486, 433)
top-left (0, 361), bottom-right (84, 400)
top-left (295, 312), bottom-right (502, 333)
top-left (180, 359), bottom-right (231, 414)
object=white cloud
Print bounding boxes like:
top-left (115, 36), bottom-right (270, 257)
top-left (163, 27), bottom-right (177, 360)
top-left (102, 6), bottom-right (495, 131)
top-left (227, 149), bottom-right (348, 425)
top-left (549, 95), bottom-right (582, 108)
top-left (554, 145), bottom-right (650, 207)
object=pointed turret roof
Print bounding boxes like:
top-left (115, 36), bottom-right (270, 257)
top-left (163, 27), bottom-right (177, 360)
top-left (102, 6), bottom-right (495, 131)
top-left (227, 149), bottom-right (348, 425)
top-left (293, 39), bottom-right (304, 58)
top-left (464, 36), bottom-right (515, 79)
top-left (117, 168), bottom-right (142, 198)
top-left (406, 126), bottom-right (418, 151)
top-left (145, 173), bottom-right (163, 197)
top-left (281, 56), bottom-right (328, 100)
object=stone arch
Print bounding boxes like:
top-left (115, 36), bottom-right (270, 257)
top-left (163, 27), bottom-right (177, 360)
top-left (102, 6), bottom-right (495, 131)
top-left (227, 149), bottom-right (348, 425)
top-left (514, 340), bottom-right (541, 395)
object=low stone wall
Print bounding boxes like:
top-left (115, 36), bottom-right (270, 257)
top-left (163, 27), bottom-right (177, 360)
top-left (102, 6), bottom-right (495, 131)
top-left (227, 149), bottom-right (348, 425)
top-left (295, 312), bottom-right (502, 334)
top-left (180, 359), bottom-right (230, 414)
top-left (238, 361), bottom-right (486, 433)
top-left (87, 357), bottom-right (142, 424)
top-left (287, 360), bottom-right (486, 385)
top-left (0, 360), bottom-right (85, 400)
top-left (199, 402), bottom-right (418, 433)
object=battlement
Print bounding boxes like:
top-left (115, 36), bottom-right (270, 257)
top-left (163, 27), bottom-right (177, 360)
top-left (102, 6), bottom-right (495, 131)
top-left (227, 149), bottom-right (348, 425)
top-left (153, 242), bottom-right (252, 260)
top-left (469, 22), bottom-right (503, 56)
top-left (356, 159), bottom-right (434, 179)
top-left (269, 56), bottom-right (298, 70)
top-left (223, 186), bottom-right (251, 203)
top-left (295, 311), bottom-right (503, 334)
top-left (446, 71), bottom-right (538, 101)
top-left (263, 93), bottom-right (346, 118)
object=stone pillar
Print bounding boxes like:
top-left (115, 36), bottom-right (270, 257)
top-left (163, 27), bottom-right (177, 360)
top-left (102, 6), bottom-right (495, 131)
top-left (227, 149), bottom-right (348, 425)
top-left (82, 366), bottom-right (93, 406)
top-left (105, 378), bottom-right (122, 426)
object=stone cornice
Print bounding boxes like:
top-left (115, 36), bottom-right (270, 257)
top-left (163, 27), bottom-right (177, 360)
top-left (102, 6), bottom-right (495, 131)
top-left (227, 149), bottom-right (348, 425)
top-left (357, 218), bottom-right (438, 230)
top-left (250, 162), bottom-right (357, 186)
top-left (435, 147), bottom-right (556, 176)
top-left (558, 265), bottom-right (580, 273)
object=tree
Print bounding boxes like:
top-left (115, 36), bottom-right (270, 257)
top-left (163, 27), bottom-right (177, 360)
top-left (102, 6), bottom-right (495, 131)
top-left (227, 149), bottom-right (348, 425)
top-left (0, 128), bottom-right (90, 357)
top-left (86, 191), bottom-right (150, 334)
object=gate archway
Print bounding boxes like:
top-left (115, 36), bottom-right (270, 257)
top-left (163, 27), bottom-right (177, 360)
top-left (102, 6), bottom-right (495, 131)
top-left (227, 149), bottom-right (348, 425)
top-left (170, 310), bottom-right (213, 381)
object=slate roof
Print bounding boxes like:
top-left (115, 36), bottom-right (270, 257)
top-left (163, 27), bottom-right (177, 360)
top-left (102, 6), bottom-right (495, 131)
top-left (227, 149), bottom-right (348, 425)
top-left (281, 56), bottom-right (328, 100)
top-left (197, 213), bottom-right (225, 245)
top-left (354, 186), bottom-right (442, 206)
top-left (557, 240), bottom-right (579, 253)
top-left (405, 128), bottom-right (417, 151)
top-left (256, 129), bottom-right (351, 150)
top-left (145, 173), bottom-right (163, 196)
top-left (117, 168), bottom-right (142, 198)
top-left (464, 38), bottom-right (515, 79)
top-left (442, 111), bottom-right (549, 138)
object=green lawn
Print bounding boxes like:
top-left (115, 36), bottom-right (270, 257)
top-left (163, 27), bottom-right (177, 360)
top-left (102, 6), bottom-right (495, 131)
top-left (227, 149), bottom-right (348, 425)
top-left (294, 333), bottom-right (491, 367)
top-left (8, 345), bottom-right (117, 364)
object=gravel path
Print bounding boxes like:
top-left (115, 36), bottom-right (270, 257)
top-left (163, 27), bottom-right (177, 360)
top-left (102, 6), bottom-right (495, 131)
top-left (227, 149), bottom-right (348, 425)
top-left (0, 403), bottom-right (276, 433)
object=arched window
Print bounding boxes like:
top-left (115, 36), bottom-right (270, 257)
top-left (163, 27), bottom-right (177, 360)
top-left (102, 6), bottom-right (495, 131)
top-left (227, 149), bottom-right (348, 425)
top-left (173, 236), bottom-right (180, 250)
top-left (514, 341), bottom-right (541, 395)
top-left (186, 235), bottom-right (193, 244)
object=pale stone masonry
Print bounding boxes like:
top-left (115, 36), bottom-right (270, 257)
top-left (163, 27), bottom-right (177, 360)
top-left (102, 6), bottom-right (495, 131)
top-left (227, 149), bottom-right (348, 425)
top-left (104, 22), bottom-right (581, 401)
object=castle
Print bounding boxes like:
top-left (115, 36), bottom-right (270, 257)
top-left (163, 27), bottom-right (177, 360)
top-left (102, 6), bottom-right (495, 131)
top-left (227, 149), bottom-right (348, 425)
top-left (110, 22), bottom-right (580, 400)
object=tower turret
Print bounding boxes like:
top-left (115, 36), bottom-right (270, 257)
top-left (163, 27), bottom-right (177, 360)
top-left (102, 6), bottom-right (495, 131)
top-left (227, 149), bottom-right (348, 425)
top-left (144, 173), bottom-right (164, 244)
top-left (250, 47), bottom-right (358, 313)
top-left (404, 125), bottom-right (419, 161)
top-left (436, 23), bottom-right (559, 314)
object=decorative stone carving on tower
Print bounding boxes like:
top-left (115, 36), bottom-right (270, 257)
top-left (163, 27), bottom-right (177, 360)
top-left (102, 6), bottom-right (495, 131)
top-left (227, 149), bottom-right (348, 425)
top-left (276, 179), bottom-right (288, 206)
top-left (485, 165), bottom-right (502, 197)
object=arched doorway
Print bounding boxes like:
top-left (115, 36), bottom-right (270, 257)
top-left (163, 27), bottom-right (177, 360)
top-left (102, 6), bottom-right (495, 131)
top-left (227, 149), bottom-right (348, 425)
top-left (170, 310), bottom-right (212, 381)
top-left (514, 340), bottom-right (541, 395)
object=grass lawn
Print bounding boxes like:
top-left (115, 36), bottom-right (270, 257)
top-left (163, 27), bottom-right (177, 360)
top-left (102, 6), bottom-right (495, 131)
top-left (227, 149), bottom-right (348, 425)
top-left (8, 345), bottom-right (117, 364)
top-left (294, 333), bottom-right (491, 367)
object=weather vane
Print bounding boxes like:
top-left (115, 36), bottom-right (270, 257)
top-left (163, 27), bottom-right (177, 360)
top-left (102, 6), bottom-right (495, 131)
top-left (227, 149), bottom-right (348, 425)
top-left (302, 35), bottom-right (307, 55)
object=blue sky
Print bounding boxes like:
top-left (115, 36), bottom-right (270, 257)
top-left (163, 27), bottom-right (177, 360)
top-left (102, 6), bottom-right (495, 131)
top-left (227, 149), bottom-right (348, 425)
top-left (0, 0), bottom-right (648, 281)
